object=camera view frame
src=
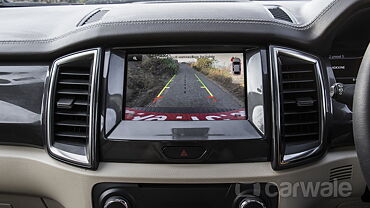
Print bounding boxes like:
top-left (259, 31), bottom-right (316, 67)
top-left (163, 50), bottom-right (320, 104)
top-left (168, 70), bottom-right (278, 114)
top-left (124, 53), bottom-right (246, 121)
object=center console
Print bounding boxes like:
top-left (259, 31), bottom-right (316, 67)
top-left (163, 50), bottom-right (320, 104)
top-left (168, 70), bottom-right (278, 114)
top-left (45, 45), bottom-right (328, 208)
top-left (95, 47), bottom-right (277, 208)
top-left (92, 183), bottom-right (278, 208)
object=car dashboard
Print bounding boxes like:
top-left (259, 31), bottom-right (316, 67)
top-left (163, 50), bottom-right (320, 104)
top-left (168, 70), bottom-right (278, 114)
top-left (0, 0), bottom-right (370, 207)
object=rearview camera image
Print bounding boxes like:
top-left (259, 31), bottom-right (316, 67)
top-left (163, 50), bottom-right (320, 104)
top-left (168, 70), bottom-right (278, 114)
top-left (125, 53), bottom-right (246, 121)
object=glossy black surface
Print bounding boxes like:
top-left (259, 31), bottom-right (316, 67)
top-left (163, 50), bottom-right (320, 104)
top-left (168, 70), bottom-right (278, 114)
top-left (99, 47), bottom-right (270, 163)
top-left (103, 51), bottom-right (125, 135)
top-left (0, 65), bottom-right (48, 147)
top-left (92, 183), bottom-right (278, 208)
top-left (325, 58), bottom-right (355, 148)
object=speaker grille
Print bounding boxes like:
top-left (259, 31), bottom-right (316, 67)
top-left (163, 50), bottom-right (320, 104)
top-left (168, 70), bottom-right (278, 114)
top-left (268, 7), bottom-right (293, 23)
top-left (330, 165), bottom-right (353, 182)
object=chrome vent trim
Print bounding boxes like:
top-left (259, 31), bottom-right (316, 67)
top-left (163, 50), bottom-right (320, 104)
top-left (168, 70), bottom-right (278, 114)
top-left (46, 49), bottom-right (101, 168)
top-left (270, 46), bottom-right (327, 168)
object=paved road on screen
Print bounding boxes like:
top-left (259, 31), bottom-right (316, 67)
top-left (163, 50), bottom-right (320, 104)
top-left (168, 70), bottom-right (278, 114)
top-left (148, 64), bottom-right (242, 111)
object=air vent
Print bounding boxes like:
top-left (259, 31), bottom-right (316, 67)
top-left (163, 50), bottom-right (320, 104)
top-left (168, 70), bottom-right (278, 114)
top-left (280, 56), bottom-right (320, 149)
top-left (78, 9), bottom-right (109, 26)
top-left (47, 49), bottom-right (100, 168)
top-left (267, 6), bottom-right (294, 23)
top-left (329, 165), bottom-right (353, 182)
top-left (271, 46), bottom-right (326, 169)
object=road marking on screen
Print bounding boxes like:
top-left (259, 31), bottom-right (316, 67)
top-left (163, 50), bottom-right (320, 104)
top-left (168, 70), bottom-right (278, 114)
top-left (153, 74), bottom-right (176, 103)
top-left (125, 108), bottom-right (246, 121)
top-left (194, 73), bottom-right (216, 102)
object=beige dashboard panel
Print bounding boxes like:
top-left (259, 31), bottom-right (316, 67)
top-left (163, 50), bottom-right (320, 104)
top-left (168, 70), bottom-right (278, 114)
top-left (0, 146), bottom-right (365, 208)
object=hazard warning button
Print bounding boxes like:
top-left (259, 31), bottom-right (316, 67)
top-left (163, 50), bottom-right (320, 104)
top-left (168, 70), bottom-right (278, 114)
top-left (162, 146), bottom-right (205, 159)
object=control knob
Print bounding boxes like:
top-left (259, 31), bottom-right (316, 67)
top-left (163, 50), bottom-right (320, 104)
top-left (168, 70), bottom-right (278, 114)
top-left (239, 196), bottom-right (266, 208)
top-left (103, 196), bottom-right (129, 208)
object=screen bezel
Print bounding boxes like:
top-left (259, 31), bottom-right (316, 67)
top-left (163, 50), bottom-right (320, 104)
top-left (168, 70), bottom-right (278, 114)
top-left (99, 46), bottom-right (271, 163)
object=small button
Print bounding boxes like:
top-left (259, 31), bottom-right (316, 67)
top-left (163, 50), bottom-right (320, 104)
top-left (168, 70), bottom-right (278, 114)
top-left (162, 146), bottom-right (205, 159)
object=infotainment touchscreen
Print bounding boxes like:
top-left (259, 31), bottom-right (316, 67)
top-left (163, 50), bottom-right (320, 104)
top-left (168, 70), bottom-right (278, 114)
top-left (124, 53), bottom-right (246, 121)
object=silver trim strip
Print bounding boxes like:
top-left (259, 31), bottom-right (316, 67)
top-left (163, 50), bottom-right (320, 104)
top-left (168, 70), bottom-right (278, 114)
top-left (46, 49), bottom-right (100, 168)
top-left (270, 46), bottom-right (327, 166)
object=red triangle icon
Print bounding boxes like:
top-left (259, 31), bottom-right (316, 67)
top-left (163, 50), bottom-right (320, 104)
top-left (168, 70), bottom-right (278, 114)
top-left (180, 149), bottom-right (189, 157)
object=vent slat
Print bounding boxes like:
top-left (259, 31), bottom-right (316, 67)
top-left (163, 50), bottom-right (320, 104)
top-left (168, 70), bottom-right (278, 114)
top-left (58, 67), bottom-right (91, 74)
top-left (74, 99), bottom-right (89, 106)
top-left (329, 177), bottom-right (351, 182)
top-left (284, 99), bottom-right (318, 104)
top-left (284, 99), bottom-right (296, 104)
top-left (283, 89), bottom-right (316, 94)
top-left (58, 79), bottom-right (90, 85)
top-left (57, 89), bottom-right (89, 95)
top-left (59, 72), bottom-right (90, 76)
top-left (56, 120), bottom-right (89, 127)
top-left (331, 168), bottom-right (353, 174)
top-left (55, 132), bottom-right (87, 139)
top-left (285, 121), bottom-right (318, 126)
top-left (330, 171), bottom-right (353, 178)
top-left (56, 110), bottom-right (89, 117)
top-left (282, 79), bottom-right (315, 84)
top-left (330, 165), bottom-right (353, 171)
top-left (284, 110), bottom-right (318, 115)
top-left (284, 132), bottom-right (318, 138)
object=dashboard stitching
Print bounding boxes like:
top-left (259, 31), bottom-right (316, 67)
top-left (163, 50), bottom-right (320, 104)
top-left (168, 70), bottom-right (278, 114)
top-left (0, 0), bottom-right (339, 44)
